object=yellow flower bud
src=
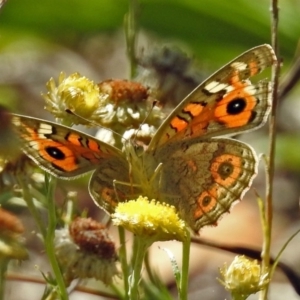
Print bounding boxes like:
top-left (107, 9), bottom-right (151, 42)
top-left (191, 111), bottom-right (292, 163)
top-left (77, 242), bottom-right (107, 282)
top-left (219, 255), bottom-right (268, 299)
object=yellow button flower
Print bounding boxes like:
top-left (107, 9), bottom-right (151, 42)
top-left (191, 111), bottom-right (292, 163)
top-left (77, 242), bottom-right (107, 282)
top-left (112, 196), bottom-right (187, 242)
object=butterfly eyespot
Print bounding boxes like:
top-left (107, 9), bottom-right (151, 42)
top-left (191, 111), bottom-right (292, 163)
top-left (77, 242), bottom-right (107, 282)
top-left (202, 196), bottom-right (212, 207)
top-left (218, 161), bottom-right (234, 179)
top-left (45, 146), bottom-right (65, 160)
top-left (226, 98), bottom-right (247, 115)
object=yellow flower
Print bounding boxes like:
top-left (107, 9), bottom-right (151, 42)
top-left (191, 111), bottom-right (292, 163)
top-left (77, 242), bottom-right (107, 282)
top-left (43, 72), bottom-right (102, 125)
top-left (54, 218), bottom-right (119, 285)
top-left (219, 255), bottom-right (268, 299)
top-left (112, 196), bottom-right (187, 242)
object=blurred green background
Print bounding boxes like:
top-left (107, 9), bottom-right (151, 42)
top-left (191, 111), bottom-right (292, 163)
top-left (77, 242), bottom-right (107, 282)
top-left (0, 0), bottom-right (299, 63)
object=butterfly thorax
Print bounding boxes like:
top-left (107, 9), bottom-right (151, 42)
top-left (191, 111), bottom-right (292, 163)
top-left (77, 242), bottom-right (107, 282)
top-left (89, 140), bottom-right (162, 215)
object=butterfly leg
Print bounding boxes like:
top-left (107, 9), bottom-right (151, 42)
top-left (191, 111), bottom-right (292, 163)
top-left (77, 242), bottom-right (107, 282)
top-left (112, 178), bottom-right (141, 201)
top-left (148, 162), bottom-right (163, 186)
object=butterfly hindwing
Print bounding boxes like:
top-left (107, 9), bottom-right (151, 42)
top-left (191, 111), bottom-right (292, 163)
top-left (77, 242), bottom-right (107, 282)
top-left (154, 138), bottom-right (258, 231)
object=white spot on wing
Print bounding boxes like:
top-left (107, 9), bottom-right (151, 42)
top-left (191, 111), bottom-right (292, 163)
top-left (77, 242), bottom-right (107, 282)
top-left (244, 85), bottom-right (256, 95)
top-left (29, 141), bottom-right (40, 150)
top-left (204, 81), bottom-right (228, 93)
top-left (204, 81), bottom-right (235, 94)
top-left (39, 123), bottom-right (53, 133)
top-left (231, 61), bottom-right (248, 71)
top-left (12, 117), bottom-right (21, 126)
top-left (37, 123), bottom-right (53, 138)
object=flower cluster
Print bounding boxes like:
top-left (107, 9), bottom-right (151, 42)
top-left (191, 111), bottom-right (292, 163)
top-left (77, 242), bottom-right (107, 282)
top-left (54, 217), bottom-right (119, 285)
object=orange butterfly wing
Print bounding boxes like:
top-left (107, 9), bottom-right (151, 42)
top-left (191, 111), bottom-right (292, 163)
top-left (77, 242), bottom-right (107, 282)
top-left (148, 44), bottom-right (276, 152)
top-left (11, 115), bottom-right (123, 178)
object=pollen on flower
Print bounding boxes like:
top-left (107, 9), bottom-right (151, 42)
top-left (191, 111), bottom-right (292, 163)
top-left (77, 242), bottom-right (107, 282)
top-left (54, 218), bottom-right (119, 285)
top-left (219, 255), bottom-right (268, 298)
top-left (112, 196), bottom-right (187, 242)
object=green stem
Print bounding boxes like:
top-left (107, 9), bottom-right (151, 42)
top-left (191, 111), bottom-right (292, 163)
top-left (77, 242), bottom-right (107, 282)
top-left (125, 0), bottom-right (139, 79)
top-left (129, 236), bottom-right (150, 300)
top-left (18, 177), bottom-right (47, 239)
top-left (179, 231), bottom-right (190, 300)
top-left (44, 175), bottom-right (68, 300)
top-left (118, 226), bottom-right (130, 300)
top-left (0, 258), bottom-right (9, 300)
top-left (269, 229), bottom-right (300, 279)
top-left (260, 0), bottom-right (280, 298)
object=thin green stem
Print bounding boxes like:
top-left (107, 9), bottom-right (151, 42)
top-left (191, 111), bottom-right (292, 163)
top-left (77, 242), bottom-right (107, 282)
top-left (129, 236), bottom-right (150, 300)
top-left (18, 177), bottom-right (46, 239)
top-left (260, 0), bottom-right (280, 298)
top-left (144, 250), bottom-right (156, 284)
top-left (179, 231), bottom-right (190, 300)
top-left (125, 0), bottom-right (139, 79)
top-left (118, 226), bottom-right (130, 300)
top-left (269, 229), bottom-right (300, 279)
top-left (44, 175), bottom-right (68, 300)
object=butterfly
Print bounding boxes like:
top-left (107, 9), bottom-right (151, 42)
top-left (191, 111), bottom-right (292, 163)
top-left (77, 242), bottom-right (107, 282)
top-left (11, 44), bottom-right (277, 232)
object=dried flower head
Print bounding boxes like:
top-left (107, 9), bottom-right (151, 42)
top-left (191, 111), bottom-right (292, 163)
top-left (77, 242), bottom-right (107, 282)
top-left (69, 217), bottom-right (117, 260)
top-left (55, 218), bottom-right (119, 285)
top-left (98, 79), bottom-right (149, 105)
top-left (112, 196), bottom-right (187, 242)
top-left (0, 208), bottom-right (24, 235)
top-left (96, 79), bottom-right (163, 142)
top-left (219, 255), bottom-right (269, 299)
top-left (0, 208), bottom-right (28, 260)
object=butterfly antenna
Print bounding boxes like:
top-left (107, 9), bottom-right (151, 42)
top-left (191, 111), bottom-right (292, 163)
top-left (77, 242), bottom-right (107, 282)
top-left (64, 109), bottom-right (100, 127)
top-left (65, 109), bottom-right (127, 143)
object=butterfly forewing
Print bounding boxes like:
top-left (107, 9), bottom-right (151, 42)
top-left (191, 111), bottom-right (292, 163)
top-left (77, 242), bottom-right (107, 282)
top-left (11, 114), bottom-right (123, 178)
top-left (148, 44), bottom-right (276, 152)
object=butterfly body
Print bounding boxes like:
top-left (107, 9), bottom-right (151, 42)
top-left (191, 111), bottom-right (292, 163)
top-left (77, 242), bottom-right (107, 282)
top-left (11, 45), bottom-right (277, 232)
